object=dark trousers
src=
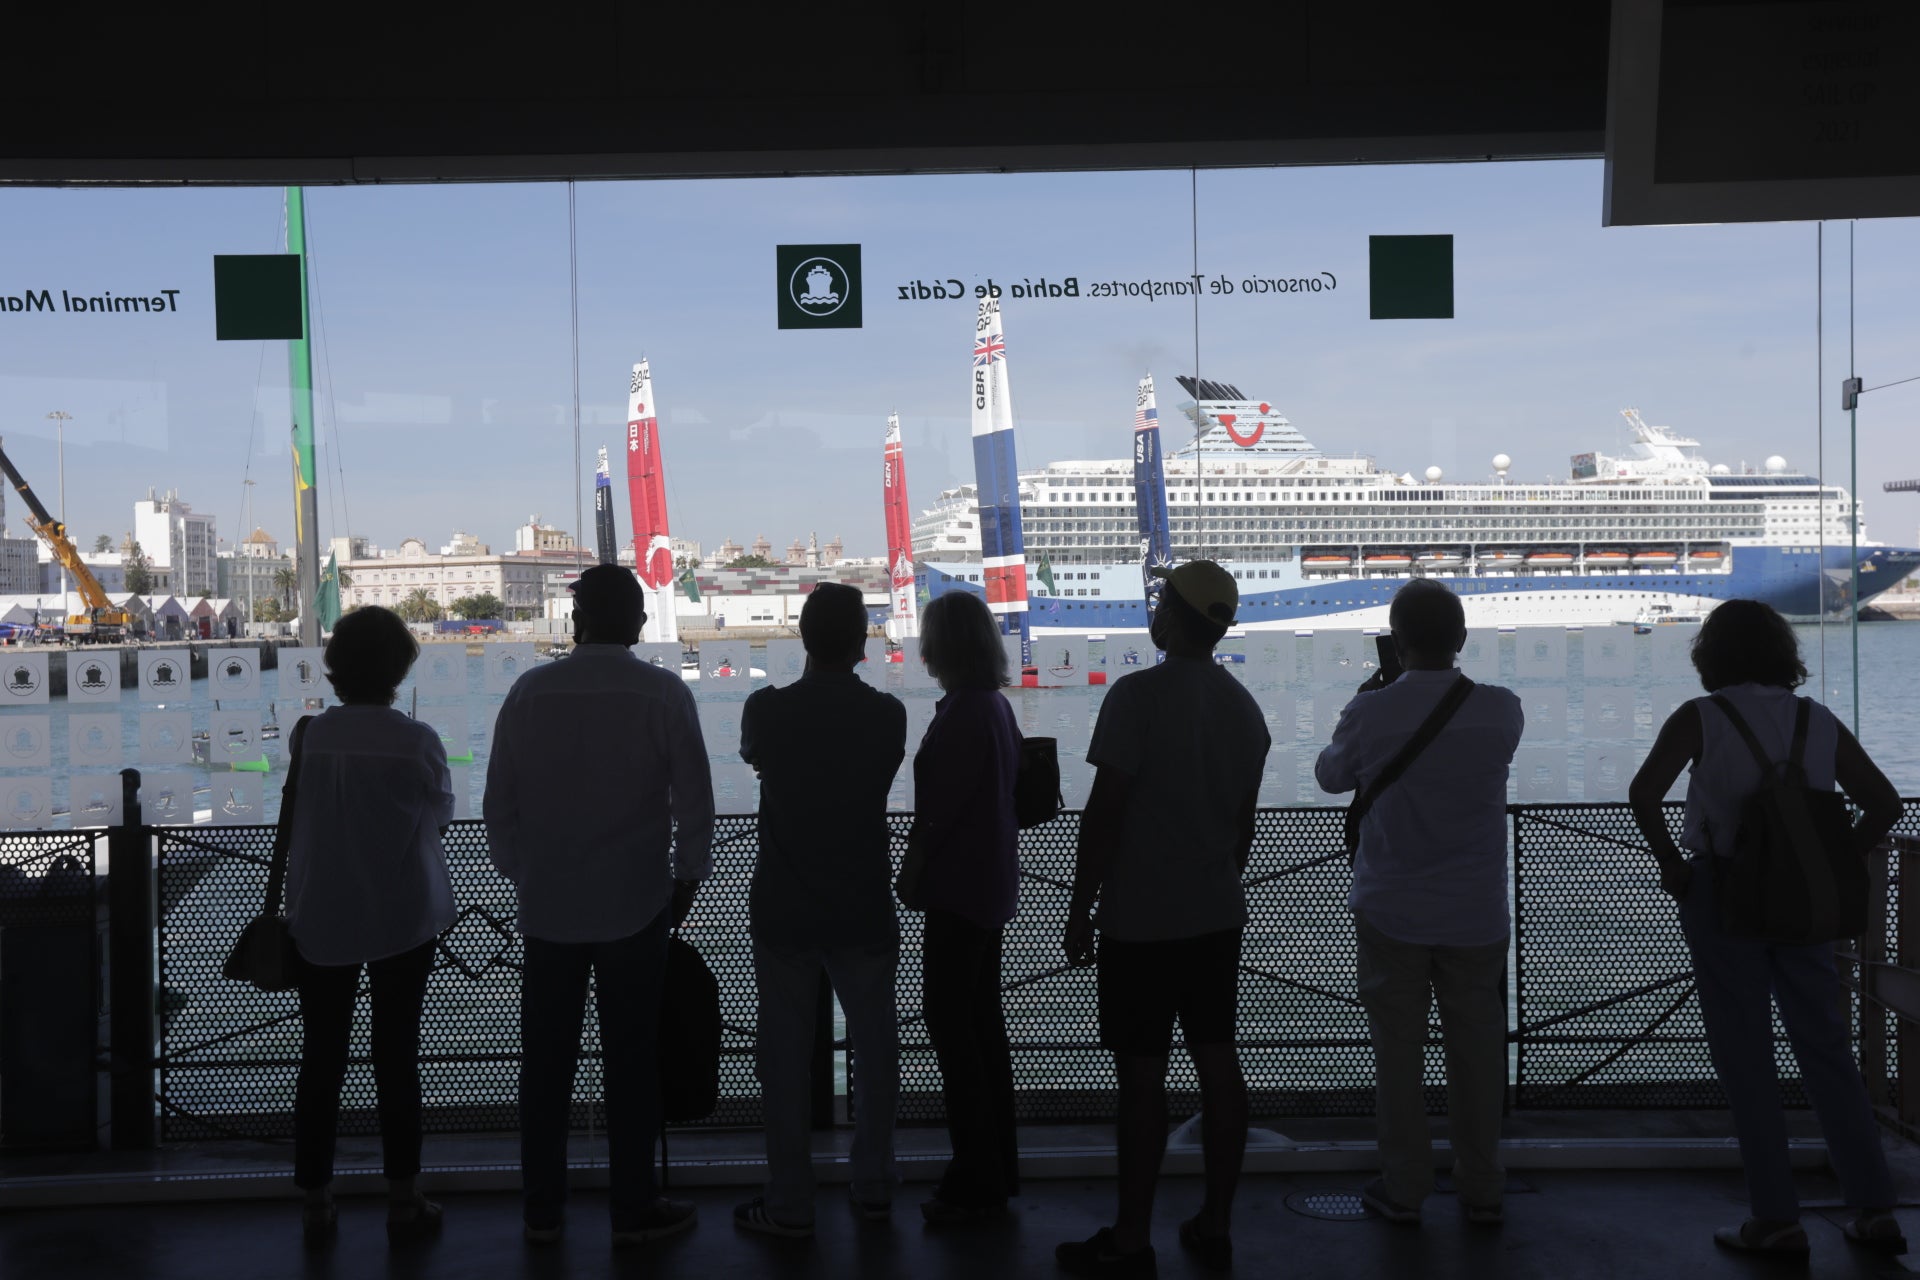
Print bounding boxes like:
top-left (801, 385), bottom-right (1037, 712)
top-left (293, 939), bottom-right (437, 1189)
top-left (520, 909), bottom-right (669, 1230)
top-left (923, 909), bottom-right (1020, 1206)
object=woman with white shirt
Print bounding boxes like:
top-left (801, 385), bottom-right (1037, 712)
top-left (1631, 600), bottom-right (1905, 1259)
top-left (286, 605), bottom-right (456, 1249)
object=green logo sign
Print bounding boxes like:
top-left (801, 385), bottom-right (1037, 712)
top-left (776, 244), bottom-right (862, 329)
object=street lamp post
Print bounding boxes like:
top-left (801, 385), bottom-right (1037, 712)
top-left (241, 478), bottom-right (256, 628)
top-left (45, 411), bottom-right (71, 618)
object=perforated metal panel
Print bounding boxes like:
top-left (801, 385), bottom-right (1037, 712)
top-left (0, 829), bottom-right (95, 929)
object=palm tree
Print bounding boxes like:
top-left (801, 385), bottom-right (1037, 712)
top-left (271, 566), bottom-right (299, 611)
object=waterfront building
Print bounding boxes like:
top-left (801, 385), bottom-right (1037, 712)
top-left (216, 528), bottom-right (292, 622)
top-left (341, 536), bottom-right (551, 618)
top-left (132, 489), bottom-right (217, 598)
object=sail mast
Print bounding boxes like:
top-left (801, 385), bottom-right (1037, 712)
top-left (1132, 373), bottom-right (1173, 614)
top-left (969, 298), bottom-right (1030, 664)
top-left (285, 186), bottom-right (321, 645)
top-left (883, 413), bottom-right (919, 639)
top-left (624, 360), bottom-right (678, 643)
top-left (593, 445), bottom-right (618, 566)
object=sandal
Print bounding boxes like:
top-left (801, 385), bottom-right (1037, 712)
top-left (1178, 1216), bottom-right (1232, 1272)
top-left (1713, 1219), bottom-right (1808, 1256)
top-left (733, 1196), bottom-right (813, 1240)
top-left (387, 1194), bottom-right (444, 1245)
top-left (1843, 1210), bottom-right (1908, 1255)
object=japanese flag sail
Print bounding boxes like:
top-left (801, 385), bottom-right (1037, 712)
top-left (1132, 374), bottom-right (1173, 613)
top-left (593, 445), bottom-right (618, 566)
top-left (969, 298), bottom-right (1030, 662)
top-left (882, 413), bottom-right (919, 638)
top-left (625, 360), bottom-right (678, 642)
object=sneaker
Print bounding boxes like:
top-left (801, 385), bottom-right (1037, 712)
top-left (386, 1194), bottom-right (444, 1246)
top-left (1843, 1210), bottom-right (1908, 1255)
top-left (1055, 1227), bottom-right (1157, 1277)
top-left (611, 1197), bottom-right (698, 1247)
top-left (1360, 1177), bottom-right (1421, 1226)
top-left (1177, 1217), bottom-right (1231, 1272)
top-left (1712, 1219), bottom-right (1809, 1256)
top-left (848, 1185), bottom-right (892, 1223)
top-left (733, 1197), bottom-right (814, 1240)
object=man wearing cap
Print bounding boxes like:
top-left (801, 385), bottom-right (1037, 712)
top-left (1314, 578), bottom-right (1522, 1229)
top-left (1057, 560), bottom-right (1269, 1277)
top-left (486, 565), bottom-right (714, 1247)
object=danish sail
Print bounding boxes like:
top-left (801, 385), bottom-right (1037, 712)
top-left (625, 360), bottom-right (678, 643)
top-left (969, 298), bottom-right (1030, 663)
top-left (1132, 374), bottom-right (1173, 613)
top-left (883, 413), bottom-right (919, 638)
top-left (593, 446), bottom-right (618, 566)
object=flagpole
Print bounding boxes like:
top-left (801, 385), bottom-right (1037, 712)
top-left (286, 186), bottom-right (322, 645)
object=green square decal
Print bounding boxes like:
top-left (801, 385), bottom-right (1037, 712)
top-left (776, 244), bottom-right (862, 330)
top-left (1368, 235), bottom-right (1453, 320)
top-left (213, 254), bottom-right (304, 340)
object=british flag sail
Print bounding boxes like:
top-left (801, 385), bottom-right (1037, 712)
top-left (625, 360), bottom-right (678, 642)
top-left (882, 413), bottom-right (919, 638)
top-left (969, 298), bottom-right (1030, 662)
top-left (593, 446), bottom-right (618, 566)
top-left (1132, 374), bottom-right (1173, 613)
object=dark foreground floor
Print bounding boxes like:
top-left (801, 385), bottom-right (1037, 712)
top-left (5, 1170), bottom-right (1918, 1280)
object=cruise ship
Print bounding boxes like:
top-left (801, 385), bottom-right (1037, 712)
top-left (914, 377), bottom-right (1920, 631)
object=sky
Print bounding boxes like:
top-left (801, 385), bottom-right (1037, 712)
top-left (1, 160), bottom-right (1917, 562)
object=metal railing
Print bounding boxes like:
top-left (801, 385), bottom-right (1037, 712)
top-left (3, 780), bottom-right (1914, 1149)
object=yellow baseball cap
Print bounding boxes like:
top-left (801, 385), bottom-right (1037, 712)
top-left (1150, 560), bottom-right (1239, 626)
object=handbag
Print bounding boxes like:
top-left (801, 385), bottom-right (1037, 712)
top-left (221, 717), bottom-right (312, 992)
top-left (1014, 735), bottom-right (1062, 829)
top-left (1343, 675), bottom-right (1475, 863)
top-left (658, 931), bottom-right (722, 1122)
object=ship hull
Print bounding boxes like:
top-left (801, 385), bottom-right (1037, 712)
top-left (921, 545), bottom-right (1920, 632)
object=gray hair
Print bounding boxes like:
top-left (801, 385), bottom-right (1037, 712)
top-left (918, 591), bottom-right (1010, 690)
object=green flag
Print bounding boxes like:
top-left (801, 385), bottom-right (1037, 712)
top-left (1037, 552), bottom-right (1056, 595)
top-left (679, 566), bottom-right (701, 604)
top-left (315, 551), bottom-right (342, 633)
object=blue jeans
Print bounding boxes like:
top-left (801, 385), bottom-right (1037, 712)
top-left (754, 936), bottom-right (900, 1224)
top-left (519, 909), bottom-right (670, 1230)
top-left (1680, 854), bottom-right (1895, 1220)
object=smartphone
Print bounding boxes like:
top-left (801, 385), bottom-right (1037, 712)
top-left (1373, 634), bottom-right (1404, 682)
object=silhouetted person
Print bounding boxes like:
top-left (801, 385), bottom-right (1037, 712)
top-left (1059, 561), bottom-right (1268, 1275)
top-left (733, 583), bottom-right (907, 1237)
top-left (1630, 600), bottom-right (1905, 1257)
top-left (912, 590), bottom-right (1022, 1224)
top-left (286, 605), bottom-right (454, 1248)
top-left (485, 565), bottom-right (714, 1247)
top-left (1316, 579), bottom-right (1521, 1228)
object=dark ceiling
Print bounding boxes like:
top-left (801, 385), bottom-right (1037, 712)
top-left (1, 4), bottom-right (1611, 185)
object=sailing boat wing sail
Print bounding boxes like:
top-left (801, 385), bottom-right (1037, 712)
top-left (1133, 374), bottom-right (1173, 611)
top-left (969, 298), bottom-right (1030, 662)
top-left (625, 361), bottom-right (672, 590)
top-left (594, 446), bottom-right (618, 566)
top-left (883, 413), bottom-right (919, 638)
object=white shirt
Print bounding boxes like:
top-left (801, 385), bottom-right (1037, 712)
top-left (484, 644), bottom-right (715, 943)
top-left (1681, 683), bottom-right (1839, 858)
top-left (1316, 669), bottom-right (1523, 948)
top-left (1085, 656), bottom-right (1270, 942)
top-left (285, 705), bottom-right (457, 967)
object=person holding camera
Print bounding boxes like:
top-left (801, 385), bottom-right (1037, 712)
top-left (1315, 579), bottom-right (1521, 1228)
top-left (1058, 561), bottom-right (1268, 1276)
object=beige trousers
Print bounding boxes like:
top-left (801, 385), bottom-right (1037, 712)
top-left (1353, 911), bottom-right (1508, 1208)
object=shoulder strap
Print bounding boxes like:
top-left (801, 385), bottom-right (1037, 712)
top-left (262, 716), bottom-right (312, 917)
top-left (1707, 693), bottom-right (1777, 774)
top-left (1348, 675), bottom-right (1475, 844)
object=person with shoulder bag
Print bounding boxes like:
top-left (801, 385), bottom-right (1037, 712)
top-left (278, 607), bottom-right (457, 1249)
top-left (904, 591), bottom-right (1022, 1226)
top-left (1315, 580), bottom-right (1522, 1232)
top-left (1631, 600), bottom-right (1906, 1259)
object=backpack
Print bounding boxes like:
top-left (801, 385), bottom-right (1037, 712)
top-left (657, 932), bottom-right (721, 1123)
top-left (1014, 735), bottom-right (1062, 829)
top-left (1708, 694), bottom-right (1865, 944)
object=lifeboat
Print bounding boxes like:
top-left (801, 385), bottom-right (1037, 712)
top-left (1480, 550), bottom-right (1525, 567)
top-left (1302, 553), bottom-right (1352, 569)
top-left (1416, 550), bottom-right (1465, 566)
top-left (1362, 551), bottom-right (1413, 568)
top-left (1526, 550), bottom-right (1575, 565)
top-left (1585, 549), bottom-right (1631, 564)
top-left (1632, 549), bottom-right (1679, 566)
top-left (1688, 547), bottom-right (1726, 564)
